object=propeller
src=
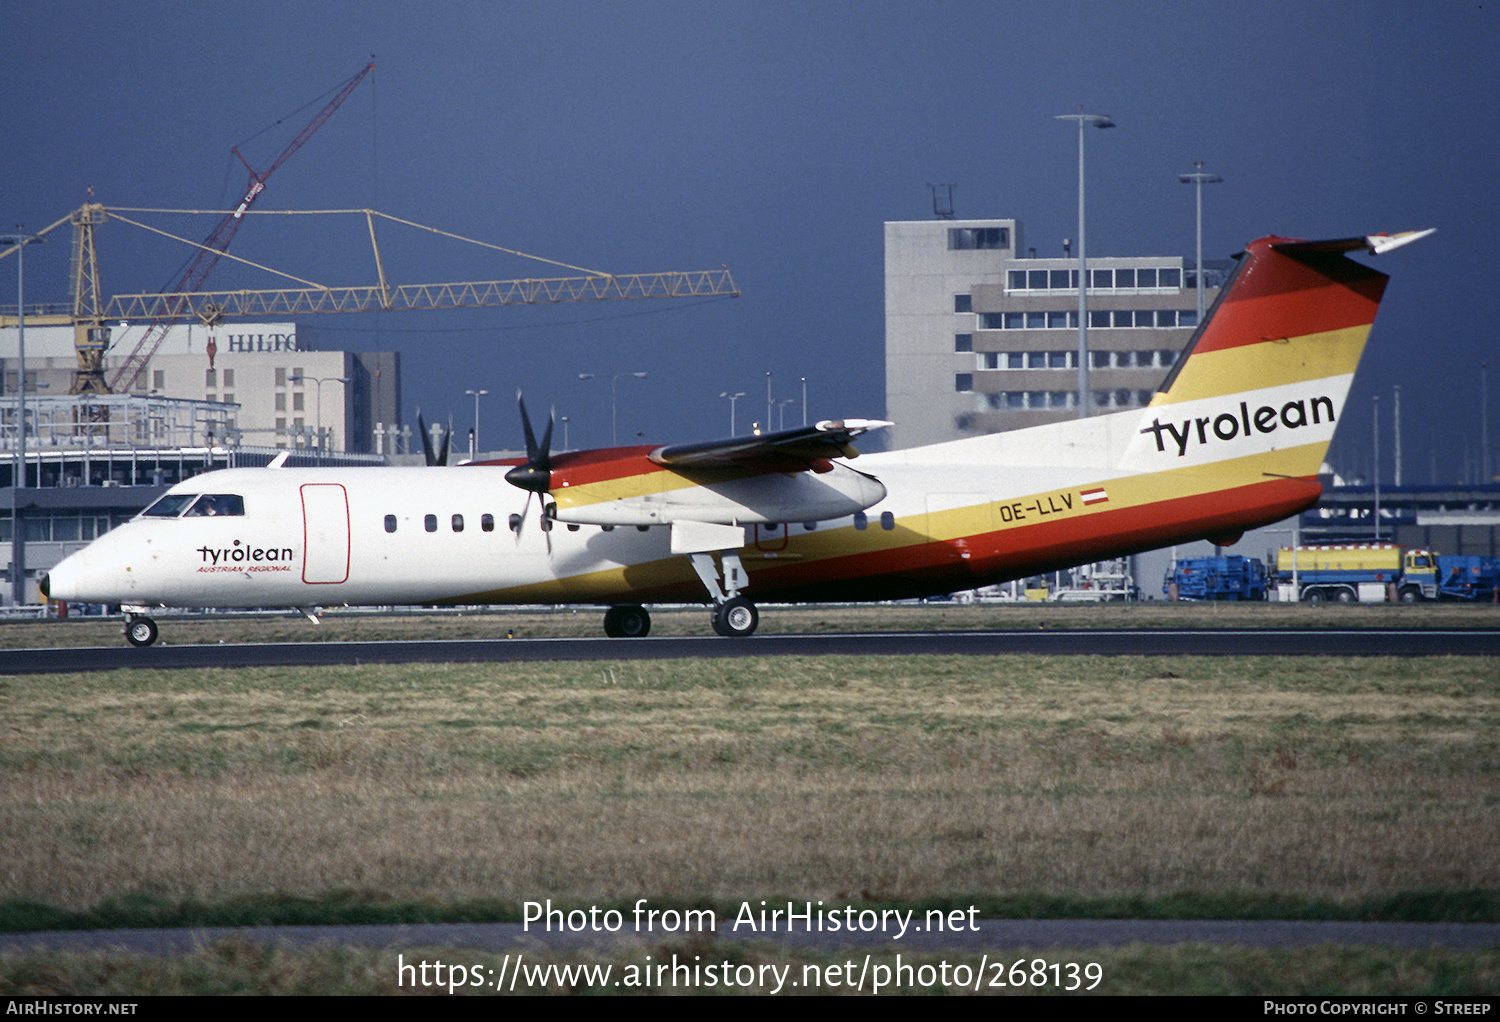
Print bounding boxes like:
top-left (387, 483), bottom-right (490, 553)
top-left (504, 392), bottom-right (556, 551)
top-left (416, 411), bottom-right (449, 467)
top-left (504, 392), bottom-right (553, 495)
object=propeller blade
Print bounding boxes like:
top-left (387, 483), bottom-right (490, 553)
top-left (505, 391), bottom-right (553, 494)
top-left (415, 411), bottom-right (449, 466)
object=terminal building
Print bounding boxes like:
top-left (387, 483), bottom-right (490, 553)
top-left (0, 320), bottom-right (399, 454)
top-left (885, 217), bottom-right (1225, 450)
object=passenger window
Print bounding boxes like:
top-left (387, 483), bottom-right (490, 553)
top-left (452, 514), bottom-right (464, 532)
top-left (880, 511), bottom-right (895, 531)
top-left (481, 514), bottom-right (495, 532)
top-left (424, 514), bottom-right (437, 533)
top-left (853, 512), bottom-right (868, 531)
top-left (384, 515), bottom-right (397, 533)
top-left (185, 494), bottom-right (245, 517)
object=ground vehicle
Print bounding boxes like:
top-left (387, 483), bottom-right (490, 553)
top-left (1274, 544), bottom-right (1500, 603)
top-left (1164, 555), bottom-right (1266, 601)
top-left (1435, 555), bottom-right (1500, 601)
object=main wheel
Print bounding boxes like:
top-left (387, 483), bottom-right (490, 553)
top-left (125, 616), bottom-right (159, 648)
top-left (712, 597), bottom-right (759, 637)
top-left (602, 604), bottom-right (651, 638)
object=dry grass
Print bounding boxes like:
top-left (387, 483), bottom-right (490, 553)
top-left (0, 655), bottom-right (1495, 912)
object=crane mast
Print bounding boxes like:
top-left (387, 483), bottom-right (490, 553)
top-left (102, 62), bottom-right (375, 395)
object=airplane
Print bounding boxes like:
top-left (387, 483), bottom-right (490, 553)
top-left (41, 229), bottom-right (1432, 647)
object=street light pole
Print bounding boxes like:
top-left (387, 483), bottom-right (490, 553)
top-left (579, 372), bottom-right (647, 445)
top-left (3, 232), bottom-right (43, 606)
top-left (465, 388), bottom-right (488, 458)
top-left (1056, 112), bottom-right (1115, 419)
top-left (720, 391), bottom-right (745, 435)
top-left (1178, 164), bottom-right (1223, 323)
top-left (288, 374), bottom-right (351, 460)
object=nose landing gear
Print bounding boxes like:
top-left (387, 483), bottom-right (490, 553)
top-left (124, 615), bottom-right (159, 648)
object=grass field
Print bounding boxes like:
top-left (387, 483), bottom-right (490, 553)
top-left (1, 607), bottom-right (1496, 994)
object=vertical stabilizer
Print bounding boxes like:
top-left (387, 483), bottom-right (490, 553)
top-left (1124, 234), bottom-right (1406, 479)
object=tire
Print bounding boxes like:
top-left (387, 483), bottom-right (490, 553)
top-left (713, 597), bottom-right (758, 637)
top-left (603, 604), bottom-right (651, 638)
top-left (1335, 588), bottom-right (1355, 603)
top-left (1303, 589), bottom-right (1325, 604)
top-left (1399, 587), bottom-right (1423, 604)
top-left (125, 616), bottom-right (159, 648)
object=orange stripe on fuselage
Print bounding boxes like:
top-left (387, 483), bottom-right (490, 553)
top-left (738, 474), bottom-right (1320, 602)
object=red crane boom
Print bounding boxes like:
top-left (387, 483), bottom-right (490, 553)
top-left (108, 61), bottom-right (374, 393)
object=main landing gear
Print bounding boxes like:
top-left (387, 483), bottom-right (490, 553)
top-left (711, 595), bottom-right (758, 637)
top-left (602, 604), bottom-right (651, 638)
top-left (691, 549), bottom-right (759, 638)
top-left (124, 614), bottom-right (159, 647)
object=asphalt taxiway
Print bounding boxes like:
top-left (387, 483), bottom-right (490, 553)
top-left (2, 627), bottom-right (1496, 673)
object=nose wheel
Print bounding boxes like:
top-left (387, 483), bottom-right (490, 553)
top-left (711, 596), bottom-right (759, 637)
top-left (125, 615), bottom-right (159, 648)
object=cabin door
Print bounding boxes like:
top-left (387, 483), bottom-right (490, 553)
top-left (300, 483), bottom-right (351, 584)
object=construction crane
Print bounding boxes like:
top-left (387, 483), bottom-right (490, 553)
top-left (98, 208), bottom-right (741, 320)
top-left (97, 61), bottom-right (375, 395)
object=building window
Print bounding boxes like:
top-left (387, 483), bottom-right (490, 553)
top-left (954, 333), bottom-right (972, 352)
top-left (223, 369), bottom-right (235, 387)
top-left (955, 373), bottom-right (973, 393)
top-left (206, 369), bottom-right (217, 388)
top-left (953, 294), bottom-right (972, 313)
top-left (275, 368), bottom-right (287, 387)
top-left (275, 393), bottom-right (286, 411)
top-left (152, 370), bottom-right (165, 389)
top-left (292, 392), bottom-right (305, 412)
top-left (948, 227), bottom-right (1008, 250)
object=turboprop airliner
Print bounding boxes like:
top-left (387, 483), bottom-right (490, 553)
top-left (42, 229), bottom-right (1431, 646)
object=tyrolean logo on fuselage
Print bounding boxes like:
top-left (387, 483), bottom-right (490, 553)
top-left (196, 538), bottom-right (295, 572)
top-left (1138, 396), bottom-right (1336, 457)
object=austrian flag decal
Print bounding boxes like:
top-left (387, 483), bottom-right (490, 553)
top-left (1080, 487), bottom-right (1109, 506)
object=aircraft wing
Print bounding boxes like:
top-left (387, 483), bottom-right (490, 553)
top-left (648, 418), bottom-right (891, 471)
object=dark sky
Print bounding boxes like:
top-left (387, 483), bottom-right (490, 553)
top-left (3, 0), bottom-right (1496, 480)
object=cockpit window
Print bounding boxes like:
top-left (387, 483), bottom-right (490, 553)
top-left (140, 493), bottom-right (198, 518)
top-left (185, 494), bottom-right (245, 517)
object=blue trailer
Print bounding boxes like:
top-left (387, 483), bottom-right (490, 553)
top-left (1437, 556), bottom-right (1500, 602)
top-left (1165, 556), bottom-right (1266, 601)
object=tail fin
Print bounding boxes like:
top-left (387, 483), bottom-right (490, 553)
top-left (1125, 231), bottom-right (1429, 479)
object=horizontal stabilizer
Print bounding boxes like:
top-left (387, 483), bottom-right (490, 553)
top-left (1271, 229), bottom-right (1435, 257)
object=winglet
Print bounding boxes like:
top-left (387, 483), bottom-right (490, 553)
top-left (1366, 228), bottom-right (1435, 255)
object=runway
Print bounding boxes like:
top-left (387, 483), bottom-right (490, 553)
top-left (2, 627), bottom-right (1497, 673)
